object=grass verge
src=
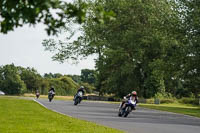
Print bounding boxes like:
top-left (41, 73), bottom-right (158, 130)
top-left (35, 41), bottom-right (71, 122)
top-left (23, 93), bottom-right (74, 100)
top-left (139, 103), bottom-right (200, 118)
top-left (0, 96), bottom-right (123, 133)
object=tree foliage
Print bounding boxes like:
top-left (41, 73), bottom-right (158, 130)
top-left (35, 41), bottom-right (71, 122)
top-left (81, 69), bottom-right (96, 85)
top-left (0, 64), bottom-right (94, 95)
top-left (30, 0), bottom-right (200, 98)
top-left (44, 0), bottom-right (187, 98)
top-left (176, 0), bottom-right (200, 97)
top-left (18, 66), bottom-right (42, 93)
top-left (0, 64), bottom-right (26, 95)
top-left (0, 0), bottom-right (115, 35)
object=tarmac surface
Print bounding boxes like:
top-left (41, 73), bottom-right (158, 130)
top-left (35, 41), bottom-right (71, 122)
top-left (35, 99), bottom-right (200, 133)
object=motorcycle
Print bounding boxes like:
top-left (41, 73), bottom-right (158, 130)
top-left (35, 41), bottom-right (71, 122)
top-left (118, 98), bottom-right (136, 117)
top-left (48, 91), bottom-right (55, 102)
top-left (36, 92), bottom-right (40, 99)
top-left (74, 91), bottom-right (83, 105)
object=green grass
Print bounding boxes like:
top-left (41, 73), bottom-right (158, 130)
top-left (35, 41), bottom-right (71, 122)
top-left (23, 93), bottom-right (74, 100)
top-left (139, 103), bottom-right (200, 118)
top-left (0, 96), bottom-right (123, 133)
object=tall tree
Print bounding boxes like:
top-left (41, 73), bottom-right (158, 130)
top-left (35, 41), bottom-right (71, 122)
top-left (18, 67), bottom-right (42, 93)
top-left (0, 64), bottom-right (26, 95)
top-left (176, 0), bottom-right (200, 97)
top-left (43, 0), bottom-right (185, 98)
top-left (81, 69), bottom-right (96, 84)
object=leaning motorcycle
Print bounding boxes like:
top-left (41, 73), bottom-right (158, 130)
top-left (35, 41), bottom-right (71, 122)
top-left (74, 91), bottom-right (83, 105)
top-left (48, 91), bottom-right (55, 102)
top-left (118, 98), bottom-right (136, 117)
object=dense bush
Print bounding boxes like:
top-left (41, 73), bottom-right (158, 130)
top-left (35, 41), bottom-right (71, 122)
top-left (48, 76), bottom-right (79, 96)
top-left (0, 64), bottom-right (97, 96)
top-left (154, 92), bottom-right (173, 99)
top-left (144, 97), bottom-right (199, 105)
top-left (0, 64), bottom-right (26, 95)
top-left (160, 99), bottom-right (176, 104)
top-left (146, 99), bottom-right (155, 104)
top-left (178, 98), bottom-right (199, 105)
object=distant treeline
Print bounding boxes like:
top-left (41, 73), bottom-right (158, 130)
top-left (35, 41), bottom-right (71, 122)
top-left (1, 63), bottom-right (199, 99)
top-left (0, 64), bottom-right (95, 95)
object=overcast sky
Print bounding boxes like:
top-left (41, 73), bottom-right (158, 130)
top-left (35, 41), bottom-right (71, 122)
top-left (0, 24), bottom-right (95, 75)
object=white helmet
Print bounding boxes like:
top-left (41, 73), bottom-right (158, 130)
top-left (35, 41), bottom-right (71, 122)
top-left (80, 86), bottom-right (84, 89)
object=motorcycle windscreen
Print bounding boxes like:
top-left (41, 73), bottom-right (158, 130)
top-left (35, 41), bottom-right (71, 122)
top-left (78, 91), bottom-right (83, 97)
top-left (128, 99), bottom-right (136, 105)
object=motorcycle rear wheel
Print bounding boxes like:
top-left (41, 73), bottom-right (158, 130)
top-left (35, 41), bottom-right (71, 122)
top-left (118, 108), bottom-right (123, 117)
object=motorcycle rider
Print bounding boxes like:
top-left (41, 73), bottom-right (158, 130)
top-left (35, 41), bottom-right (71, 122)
top-left (35, 89), bottom-right (40, 99)
top-left (74, 86), bottom-right (85, 102)
top-left (120, 91), bottom-right (138, 110)
top-left (48, 86), bottom-right (55, 98)
top-left (77, 86), bottom-right (85, 94)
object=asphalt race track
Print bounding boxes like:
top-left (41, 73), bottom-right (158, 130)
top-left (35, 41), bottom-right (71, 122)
top-left (35, 99), bottom-right (200, 133)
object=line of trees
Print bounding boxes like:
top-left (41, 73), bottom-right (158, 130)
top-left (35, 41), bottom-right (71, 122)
top-left (43, 0), bottom-right (200, 98)
top-left (0, 64), bottom-right (95, 95)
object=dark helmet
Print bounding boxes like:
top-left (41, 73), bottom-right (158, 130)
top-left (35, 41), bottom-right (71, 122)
top-left (50, 86), bottom-right (55, 91)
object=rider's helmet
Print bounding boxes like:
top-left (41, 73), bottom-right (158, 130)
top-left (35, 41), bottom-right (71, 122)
top-left (131, 91), bottom-right (137, 96)
top-left (51, 86), bottom-right (55, 91)
top-left (80, 86), bottom-right (84, 89)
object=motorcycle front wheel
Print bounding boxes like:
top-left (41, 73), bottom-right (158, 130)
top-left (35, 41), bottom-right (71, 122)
top-left (124, 106), bottom-right (131, 117)
top-left (74, 98), bottom-right (79, 105)
top-left (118, 108), bottom-right (123, 117)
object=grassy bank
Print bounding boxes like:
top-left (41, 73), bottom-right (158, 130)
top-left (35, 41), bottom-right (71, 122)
top-left (23, 93), bottom-right (74, 100)
top-left (0, 96), bottom-right (123, 133)
top-left (139, 103), bottom-right (200, 118)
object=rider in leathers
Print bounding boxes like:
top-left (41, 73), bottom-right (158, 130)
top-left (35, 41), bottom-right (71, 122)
top-left (48, 87), bottom-right (55, 98)
top-left (74, 86), bottom-right (85, 102)
top-left (120, 91), bottom-right (138, 110)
